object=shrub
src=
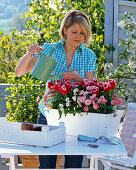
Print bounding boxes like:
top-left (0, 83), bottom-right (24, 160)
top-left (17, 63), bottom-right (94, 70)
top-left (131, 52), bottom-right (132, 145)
top-left (6, 73), bottom-right (45, 123)
top-left (105, 12), bottom-right (136, 103)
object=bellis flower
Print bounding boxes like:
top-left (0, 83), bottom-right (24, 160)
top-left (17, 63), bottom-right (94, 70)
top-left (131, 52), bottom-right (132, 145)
top-left (41, 78), bottom-right (123, 118)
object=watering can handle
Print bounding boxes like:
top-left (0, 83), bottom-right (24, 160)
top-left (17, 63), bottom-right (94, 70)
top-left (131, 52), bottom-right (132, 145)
top-left (32, 55), bottom-right (35, 66)
top-left (31, 46), bottom-right (56, 66)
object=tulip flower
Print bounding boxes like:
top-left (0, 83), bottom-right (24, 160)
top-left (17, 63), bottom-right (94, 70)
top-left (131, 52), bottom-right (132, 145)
top-left (60, 85), bottom-right (68, 95)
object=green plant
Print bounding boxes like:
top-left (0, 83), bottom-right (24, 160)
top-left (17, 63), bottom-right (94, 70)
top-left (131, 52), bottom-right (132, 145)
top-left (6, 73), bottom-right (45, 123)
top-left (105, 12), bottom-right (136, 103)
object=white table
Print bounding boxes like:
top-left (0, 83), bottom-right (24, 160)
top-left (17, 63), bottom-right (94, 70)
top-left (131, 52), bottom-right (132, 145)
top-left (0, 135), bottom-right (127, 170)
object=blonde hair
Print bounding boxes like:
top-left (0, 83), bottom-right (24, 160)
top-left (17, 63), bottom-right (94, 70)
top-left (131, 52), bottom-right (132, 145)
top-left (59, 10), bottom-right (92, 45)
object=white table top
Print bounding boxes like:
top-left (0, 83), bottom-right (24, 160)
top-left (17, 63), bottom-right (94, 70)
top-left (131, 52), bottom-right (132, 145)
top-left (0, 135), bottom-right (127, 157)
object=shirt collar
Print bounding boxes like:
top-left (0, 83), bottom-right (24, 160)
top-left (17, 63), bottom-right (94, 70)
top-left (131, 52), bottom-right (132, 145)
top-left (59, 39), bottom-right (84, 52)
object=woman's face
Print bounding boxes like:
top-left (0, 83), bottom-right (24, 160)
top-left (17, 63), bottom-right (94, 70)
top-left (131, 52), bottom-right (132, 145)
top-left (64, 22), bottom-right (85, 48)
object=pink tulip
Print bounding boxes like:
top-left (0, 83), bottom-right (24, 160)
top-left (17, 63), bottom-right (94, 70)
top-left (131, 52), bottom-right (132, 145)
top-left (97, 99), bottom-right (102, 103)
top-left (89, 99), bottom-right (93, 104)
top-left (102, 99), bottom-right (107, 104)
top-left (99, 96), bottom-right (105, 100)
top-left (91, 94), bottom-right (97, 100)
top-left (97, 96), bottom-right (107, 104)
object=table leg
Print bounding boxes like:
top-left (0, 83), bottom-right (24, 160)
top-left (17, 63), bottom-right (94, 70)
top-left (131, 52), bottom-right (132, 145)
top-left (9, 155), bottom-right (16, 170)
top-left (89, 156), bottom-right (98, 170)
top-left (94, 158), bottom-right (98, 170)
top-left (90, 156), bottom-right (95, 170)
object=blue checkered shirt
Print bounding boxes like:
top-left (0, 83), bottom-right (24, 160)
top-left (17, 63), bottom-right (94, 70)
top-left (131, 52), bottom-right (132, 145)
top-left (38, 39), bottom-right (96, 116)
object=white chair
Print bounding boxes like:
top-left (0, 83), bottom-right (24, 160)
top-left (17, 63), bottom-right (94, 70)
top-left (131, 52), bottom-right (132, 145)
top-left (98, 103), bottom-right (136, 170)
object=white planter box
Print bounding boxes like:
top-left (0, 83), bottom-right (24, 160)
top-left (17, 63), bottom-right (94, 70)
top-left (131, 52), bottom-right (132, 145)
top-left (0, 117), bottom-right (66, 147)
top-left (46, 109), bottom-right (123, 138)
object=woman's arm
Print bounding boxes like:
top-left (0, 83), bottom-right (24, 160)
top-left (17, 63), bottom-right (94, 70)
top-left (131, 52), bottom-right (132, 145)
top-left (15, 44), bottom-right (43, 76)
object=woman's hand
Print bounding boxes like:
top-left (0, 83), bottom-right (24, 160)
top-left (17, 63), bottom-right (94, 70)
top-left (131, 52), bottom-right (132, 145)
top-left (15, 44), bottom-right (43, 76)
top-left (63, 71), bottom-right (82, 82)
top-left (63, 71), bottom-right (75, 79)
top-left (28, 43), bottom-right (43, 55)
top-left (84, 72), bottom-right (94, 81)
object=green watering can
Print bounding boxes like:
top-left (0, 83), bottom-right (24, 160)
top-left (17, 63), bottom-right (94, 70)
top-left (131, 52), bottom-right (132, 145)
top-left (31, 47), bottom-right (79, 82)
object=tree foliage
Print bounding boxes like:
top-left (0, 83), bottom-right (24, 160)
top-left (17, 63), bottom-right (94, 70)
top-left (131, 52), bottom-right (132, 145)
top-left (0, 28), bottom-right (42, 83)
top-left (24, 0), bottom-right (106, 77)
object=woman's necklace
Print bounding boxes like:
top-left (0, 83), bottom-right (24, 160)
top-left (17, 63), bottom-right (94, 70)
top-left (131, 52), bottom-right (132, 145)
top-left (66, 54), bottom-right (73, 69)
top-left (63, 42), bottom-right (75, 69)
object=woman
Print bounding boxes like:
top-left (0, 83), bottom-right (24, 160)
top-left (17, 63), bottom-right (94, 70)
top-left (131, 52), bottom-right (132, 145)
top-left (15, 10), bottom-right (96, 169)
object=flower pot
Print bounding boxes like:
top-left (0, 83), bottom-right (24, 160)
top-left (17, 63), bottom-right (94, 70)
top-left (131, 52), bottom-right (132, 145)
top-left (21, 123), bottom-right (33, 131)
top-left (19, 155), bottom-right (39, 168)
top-left (20, 124), bottom-right (39, 168)
top-left (46, 109), bottom-right (122, 138)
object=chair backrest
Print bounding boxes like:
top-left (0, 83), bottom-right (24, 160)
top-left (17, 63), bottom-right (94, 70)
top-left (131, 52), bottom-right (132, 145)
top-left (131, 134), bottom-right (136, 167)
top-left (119, 103), bottom-right (136, 157)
